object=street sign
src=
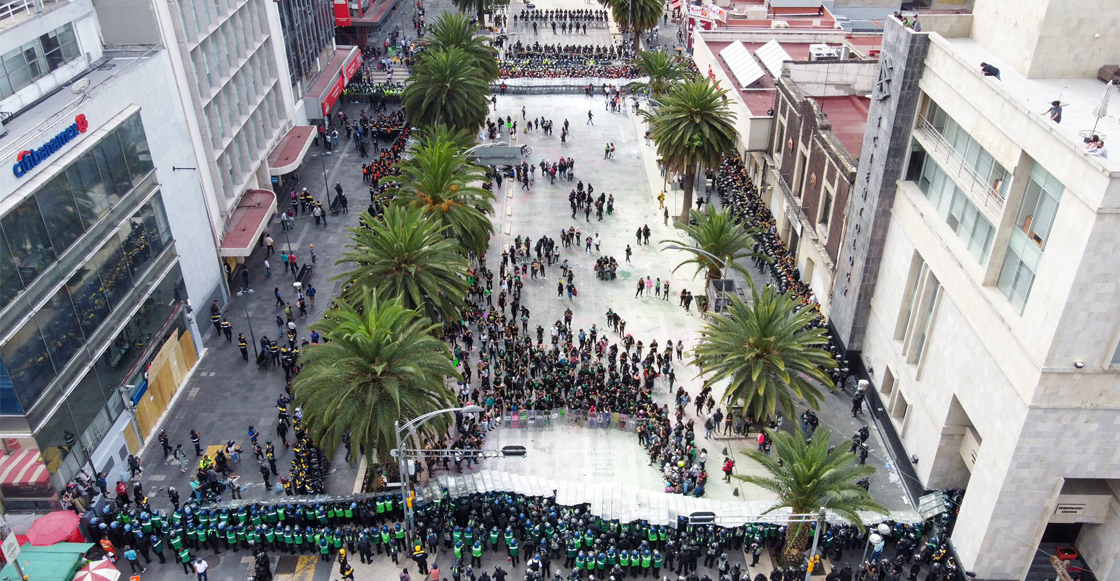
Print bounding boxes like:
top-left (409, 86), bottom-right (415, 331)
top-left (1, 533), bottom-right (20, 564)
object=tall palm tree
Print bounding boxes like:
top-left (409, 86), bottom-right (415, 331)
top-left (402, 47), bottom-right (490, 133)
top-left (397, 127), bottom-right (495, 257)
top-left (662, 206), bottom-right (763, 289)
top-left (450, 0), bottom-right (508, 29)
top-left (627, 49), bottom-right (690, 99)
top-left (423, 13), bottom-right (500, 83)
top-left (602, 0), bottom-right (663, 52)
top-left (693, 285), bottom-right (835, 422)
top-left (738, 427), bottom-right (887, 564)
top-left (643, 79), bottom-right (738, 224)
top-left (335, 205), bottom-right (469, 324)
top-left (293, 288), bottom-right (459, 465)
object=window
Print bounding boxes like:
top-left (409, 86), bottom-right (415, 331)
top-left (0, 24), bottom-right (81, 99)
top-left (819, 184), bottom-right (834, 228)
top-left (897, 254), bottom-right (940, 367)
top-left (997, 164), bottom-right (1064, 312)
top-left (917, 155), bottom-right (995, 264)
top-left (924, 100), bottom-right (1010, 200)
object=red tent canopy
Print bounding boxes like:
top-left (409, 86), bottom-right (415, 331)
top-left (26, 511), bottom-right (83, 546)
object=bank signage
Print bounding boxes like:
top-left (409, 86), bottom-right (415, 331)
top-left (12, 113), bottom-right (89, 178)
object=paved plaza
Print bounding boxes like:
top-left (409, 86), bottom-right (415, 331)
top-left (105, 6), bottom-right (918, 577)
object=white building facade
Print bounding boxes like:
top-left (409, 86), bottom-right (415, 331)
top-left (829, 2), bottom-right (1120, 578)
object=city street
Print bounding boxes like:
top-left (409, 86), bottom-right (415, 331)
top-left (119, 88), bottom-right (917, 581)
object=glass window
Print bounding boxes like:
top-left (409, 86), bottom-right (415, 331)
top-left (0, 358), bottom-right (25, 415)
top-left (1014, 163), bottom-right (1064, 249)
top-left (92, 132), bottom-right (135, 198)
top-left (91, 235), bottom-right (133, 309)
top-left (66, 372), bottom-right (111, 456)
top-left (67, 152), bottom-right (114, 227)
top-left (118, 115), bottom-right (154, 180)
top-left (35, 401), bottom-right (84, 482)
top-left (36, 174), bottom-right (85, 255)
top-left (917, 157), bottom-right (995, 265)
top-left (0, 321), bottom-right (56, 409)
top-left (66, 266), bottom-right (110, 339)
top-left (0, 234), bottom-right (25, 305)
top-left (35, 287), bottom-right (86, 368)
top-left (1, 196), bottom-right (57, 283)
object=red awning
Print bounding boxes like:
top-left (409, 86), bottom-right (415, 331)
top-left (268, 125), bottom-right (316, 176)
top-left (307, 46), bottom-right (361, 119)
top-left (0, 449), bottom-right (49, 487)
top-left (219, 189), bottom-right (277, 258)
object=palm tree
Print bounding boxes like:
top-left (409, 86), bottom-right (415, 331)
top-left (335, 205), bottom-right (469, 324)
top-left (450, 0), bottom-right (508, 29)
top-left (643, 79), bottom-right (738, 224)
top-left (397, 127), bottom-right (495, 257)
top-left (602, 0), bottom-right (663, 52)
top-left (626, 49), bottom-right (690, 99)
top-left (693, 285), bottom-right (836, 422)
top-left (402, 47), bottom-right (490, 132)
top-left (423, 13), bottom-right (500, 83)
top-left (292, 288), bottom-right (459, 465)
top-left (738, 427), bottom-right (887, 564)
top-left (662, 206), bottom-right (763, 289)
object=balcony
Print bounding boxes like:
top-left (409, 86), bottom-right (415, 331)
top-left (913, 115), bottom-right (1007, 212)
top-left (0, 0), bottom-right (66, 32)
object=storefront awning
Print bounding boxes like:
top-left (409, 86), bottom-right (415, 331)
top-left (0, 449), bottom-right (50, 487)
top-left (219, 189), bottom-right (277, 258)
top-left (268, 125), bottom-right (316, 176)
top-left (306, 46), bottom-right (362, 120)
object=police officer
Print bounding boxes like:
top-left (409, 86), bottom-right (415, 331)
top-left (221, 318), bottom-right (233, 342)
top-left (238, 333), bottom-right (248, 361)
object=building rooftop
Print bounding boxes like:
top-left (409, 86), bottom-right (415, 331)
top-left (0, 50), bottom-right (158, 166)
top-left (816, 95), bottom-right (870, 157)
top-left (0, 0), bottom-right (69, 33)
top-left (707, 40), bottom-right (838, 116)
top-left (943, 37), bottom-right (1120, 174)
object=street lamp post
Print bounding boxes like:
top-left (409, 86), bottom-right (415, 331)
top-left (857, 523), bottom-right (892, 581)
top-left (243, 303), bottom-right (259, 359)
top-left (321, 156), bottom-right (333, 210)
top-left (394, 405), bottom-right (483, 548)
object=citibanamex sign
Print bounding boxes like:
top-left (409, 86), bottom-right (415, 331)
top-left (12, 113), bottom-right (88, 178)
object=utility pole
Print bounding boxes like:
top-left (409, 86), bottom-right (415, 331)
top-left (803, 509), bottom-right (826, 581)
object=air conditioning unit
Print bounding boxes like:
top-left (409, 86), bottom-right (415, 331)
top-left (770, 20), bottom-right (789, 28)
top-left (809, 43), bottom-right (841, 61)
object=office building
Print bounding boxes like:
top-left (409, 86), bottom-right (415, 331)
top-left (0, 0), bottom-right (222, 509)
top-left (828, 1), bottom-right (1120, 577)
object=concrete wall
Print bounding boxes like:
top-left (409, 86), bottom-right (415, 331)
top-left (92, 0), bottom-right (160, 44)
top-left (784, 60), bottom-right (877, 97)
top-left (829, 19), bottom-right (929, 351)
top-left (915, 13), bottom-right (971, 39)
top-left (970, 0), bottom-right (1120, 80)
top-left (0, 0), bottom-right (104, 115)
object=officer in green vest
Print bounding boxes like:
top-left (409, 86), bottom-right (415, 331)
top-left (641, 549), bottom-right (652, 574)
top-left (317, 505), bottom-right (328, 526)
top-left (595, 551), bottom-right (606, 571)
top-left (607, 547), bottom-right (617, 567)
top-left (283, 526), bottom-right (294, 553)
top-left (225, 523), bottom-right (237, 550)
top-left (345, 502), bottom-right (355, 520)
top-left (453, 539), bottom-right (463, 560)
top-left (319, 530), bottom-right (331, 561)
top-left (247, 525), bottom-right (260, 550)
top-left (333, 528), bottom-right (343, 551)
top-left (379, 526), bottom-right (391, 554)
top-left (647, 524), bottom-right (658, 545)
top-left (186, 523), bottom-right (198, 550)
top-left (178, 547), bottom-right (192, 574)
top-left (393, 523), bottom-right (405, 551)
top-left (264, 524), bottom-right (276, 550)
top-left (575, 550), bottom-right (586, 572)
top-left (566, 538), bottom-right (578, 567)
top-left (150, 534), bottom-right (166, 564)
top-left (508, 536), bottom-right (520, 567)
top-left (237, 524), bottom-right (248, 550)
top-left (294, 525), bottom-right (305, 554)
top-left (490, 526), bottom-right (500, 552)
top-left (277, 504), bottom-right (287, 523)
top-left (375, 496), bottom-right (387, 522)
top-left (653, 550), bottom-right (663, 577)
top-left (268, 505), bottom-right (279, 524)
top-left (471, 539), bottom-right (483, 568)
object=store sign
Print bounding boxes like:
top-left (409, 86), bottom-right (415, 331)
top-left (321, 75), bottom-right (345, 117)
top-left (334, 0), bottom-right (351, 27)
top-left (687, 4), bottom-right (725, 22)
top-left (13, 113), bottom-right (89, 178)
top-left (343, 50), bottom-right (363, 82)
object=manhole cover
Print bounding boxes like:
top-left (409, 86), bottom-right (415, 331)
top-left (204, 555), bottom-right (221, 566)
top-left (275, 556), bottom-right (299, 575)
